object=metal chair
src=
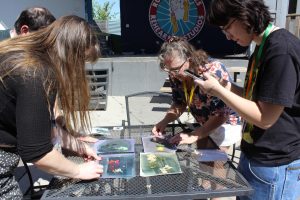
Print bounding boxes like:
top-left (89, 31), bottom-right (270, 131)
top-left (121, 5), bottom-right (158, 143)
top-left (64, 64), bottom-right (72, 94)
top-left (124, 91), bottom-right (172, 125)
top-left (124, 91), bottom-right (182, 135)
top-left (230, 142), bottom-right (241, 165)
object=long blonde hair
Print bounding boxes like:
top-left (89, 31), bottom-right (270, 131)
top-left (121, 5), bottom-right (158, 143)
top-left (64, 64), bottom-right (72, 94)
top-left (0, 15), bottom-right (100, 134)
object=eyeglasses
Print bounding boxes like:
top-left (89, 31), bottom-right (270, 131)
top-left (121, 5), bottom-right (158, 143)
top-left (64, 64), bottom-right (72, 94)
top-left (220, 19), bottom-right (236, 35)
top-left (160, 59), bottom-right (187, 74)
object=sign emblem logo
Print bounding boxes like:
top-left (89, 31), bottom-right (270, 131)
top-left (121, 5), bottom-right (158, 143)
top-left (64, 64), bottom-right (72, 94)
top-left (149, 0), bottom-right (206, 41)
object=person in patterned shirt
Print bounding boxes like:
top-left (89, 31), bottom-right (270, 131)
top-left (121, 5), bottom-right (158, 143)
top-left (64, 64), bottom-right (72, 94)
top-left (152, 36), bottom-right (242, 153)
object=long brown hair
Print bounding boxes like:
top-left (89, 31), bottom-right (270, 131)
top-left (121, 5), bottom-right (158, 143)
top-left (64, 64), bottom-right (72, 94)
top-left (0, 15), bottom-right (100, 134)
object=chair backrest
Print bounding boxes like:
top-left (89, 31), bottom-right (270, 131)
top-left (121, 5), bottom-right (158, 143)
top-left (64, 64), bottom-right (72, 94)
top-left (125, 91), bottom-right (172, 128)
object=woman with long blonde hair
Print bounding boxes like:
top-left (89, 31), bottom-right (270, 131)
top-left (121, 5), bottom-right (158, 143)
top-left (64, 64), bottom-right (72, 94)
top-left (0, 15), bottom-right (103, 199)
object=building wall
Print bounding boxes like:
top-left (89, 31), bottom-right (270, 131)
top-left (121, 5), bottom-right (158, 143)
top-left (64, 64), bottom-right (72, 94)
top-left (88, 57), bottom-right (248, 96)
top-left (0, 0), bottom-right (85, 29)
top-left (86, 57), bottom-right (168, 96)
top-left (265, 0), bottom-right (289, 28)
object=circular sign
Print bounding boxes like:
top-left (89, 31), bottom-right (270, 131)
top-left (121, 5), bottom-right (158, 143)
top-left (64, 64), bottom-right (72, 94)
top-left (149, 0), bottom-right (206, 41)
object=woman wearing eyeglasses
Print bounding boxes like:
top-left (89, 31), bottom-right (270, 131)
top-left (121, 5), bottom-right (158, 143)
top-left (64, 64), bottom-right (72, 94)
top-left (152, 36), bottom-right (242, 158)
top-left (195, 0), bottom-right (300, 199)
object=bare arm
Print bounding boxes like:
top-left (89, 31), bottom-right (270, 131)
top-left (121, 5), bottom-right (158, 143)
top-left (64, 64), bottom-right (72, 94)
top-left (152, 103), bottom-right (186, 136)
top-left (228, 82), bottom-right (244, 96)
top-left (169, 115), bottom-right (227, 145)
top-left (216, 84), bottom-right (283, 129)
top-left (33, 148), bottom-right (102, 180)
top-left (196, 74), bottom-right (284, 129)
top-left (160, 103), bottom-right (187, 124)
top-left (52, 125), bottom-right (100, 160)
top-left (193, 115), bottom-right (227, 139)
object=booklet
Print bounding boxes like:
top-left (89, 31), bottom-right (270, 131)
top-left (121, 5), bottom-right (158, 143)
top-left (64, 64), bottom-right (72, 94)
top-left (140, 152), bottom-right (182, 177)
top-left (196, 149), bottom-right (228, 162)
top-left (142, 136), bottom-right (177, 153)
top-left (100, 153), bottom-right (136, 178)
top-left (91, 127), bottom-right (111, 136)
top-left (94, 139), bottom-right (135, 154)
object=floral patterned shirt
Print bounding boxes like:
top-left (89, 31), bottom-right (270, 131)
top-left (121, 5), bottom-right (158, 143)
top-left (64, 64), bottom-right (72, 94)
top-left (170, 60), bottom-right (241, 125)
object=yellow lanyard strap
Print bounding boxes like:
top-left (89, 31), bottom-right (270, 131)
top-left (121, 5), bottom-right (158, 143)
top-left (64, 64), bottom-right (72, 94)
top-left (183, 81), bottom-right (195, 114)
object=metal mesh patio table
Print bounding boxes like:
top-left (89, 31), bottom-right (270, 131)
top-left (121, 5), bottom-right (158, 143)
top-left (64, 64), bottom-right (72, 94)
top-left (41, 125), bottom-right (253, 200)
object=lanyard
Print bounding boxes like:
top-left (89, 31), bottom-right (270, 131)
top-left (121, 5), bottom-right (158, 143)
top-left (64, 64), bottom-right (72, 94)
top-left (244, 23), bottom-right (273, 99)
top-left (242, 23), bottom-right (273, 144)
top-left (183, 80), bottom-right (195, 115)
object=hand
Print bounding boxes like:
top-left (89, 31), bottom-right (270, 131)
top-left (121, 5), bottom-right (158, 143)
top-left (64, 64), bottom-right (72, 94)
top-left (152, 122), bottom-right (167, 136)
top-left (169, 133), bottom-right (198, 145)
top-left (80, 143), bottom-right (101, 162)
top-left (75, 161), bottom-right (103, 180)
top-left (77, 135), bottom-right (99, 143)
top-left (194, 72), bottom-right (223, 96)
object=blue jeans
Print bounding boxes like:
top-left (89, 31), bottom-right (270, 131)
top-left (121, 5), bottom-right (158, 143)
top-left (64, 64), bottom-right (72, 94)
top-left (237, 153), bottom-right (300, 200)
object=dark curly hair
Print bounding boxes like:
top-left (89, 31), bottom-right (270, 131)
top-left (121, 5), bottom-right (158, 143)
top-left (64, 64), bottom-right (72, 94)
top-left (207, 0), bottom-right (273, 35)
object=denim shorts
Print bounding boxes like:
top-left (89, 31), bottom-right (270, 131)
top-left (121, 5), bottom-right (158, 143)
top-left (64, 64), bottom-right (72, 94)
top-left (237, 153), bottom-right (300, 200)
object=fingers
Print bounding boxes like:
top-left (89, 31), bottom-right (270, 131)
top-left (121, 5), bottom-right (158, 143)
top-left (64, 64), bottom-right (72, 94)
top-left (84, 153), bottom-right (101, 162)
top-left (93, 153), bottom-right (101, 161)
top-left (157, 132), bottom-right (163, 136)
top-left (81, 143), bottom-right (101, 161)
top-left (194, 79), bottom-right (202, 87)
top-left (91, 162), bottom-right (103, 179)
top-left (78, 161), bottom-right (103, 180)
top-left (152, 126), bottom-right (159, 136)
top-left (194, 72), bottom-right (208, 86)
top-left (87, 150), bottom-right (101, 161)
top-left (95, 162), bottom-right (103, 174)
top-left (203, 72), bottom-right (211, 79)
top-left (194, 72), bottom-right (218, 95)
top-left (152, 126), bottom-right (163, 136)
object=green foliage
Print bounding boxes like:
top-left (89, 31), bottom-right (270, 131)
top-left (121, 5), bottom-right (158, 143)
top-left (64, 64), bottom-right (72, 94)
top-left (93, 0), bottom-right (118, 20)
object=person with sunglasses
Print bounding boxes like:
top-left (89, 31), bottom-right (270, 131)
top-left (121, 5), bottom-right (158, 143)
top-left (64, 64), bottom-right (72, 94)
top-left (195, 0), bottom-right (300, 199)
top-left (152, 36), bottom-right (242, 157)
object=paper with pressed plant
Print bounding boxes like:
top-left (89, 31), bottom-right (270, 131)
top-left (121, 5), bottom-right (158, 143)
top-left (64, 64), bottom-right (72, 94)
top-left (142, 136), bottom-right (177, 153)
top-left (100, 153), bottom-right (136, 178)
top-left (140, 152), bottom-right (182, 177)
top-left (94, 139), bottom-right (135, 154)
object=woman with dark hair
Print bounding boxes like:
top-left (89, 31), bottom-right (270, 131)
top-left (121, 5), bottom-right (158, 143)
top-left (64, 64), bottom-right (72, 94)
top-left (152, 36), bottom-right (242, 157)
top-left (0, 15), bottom-right (103, 199)
top-left (196, 0), bottom-right (300, 199)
